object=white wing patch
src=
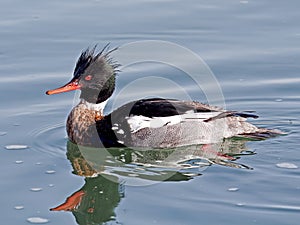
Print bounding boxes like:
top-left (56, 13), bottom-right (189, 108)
top-left (127, 111), bottom-right (222, 133)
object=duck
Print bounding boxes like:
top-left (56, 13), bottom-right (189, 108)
top-left (46, 45), bottom-right (283, 148)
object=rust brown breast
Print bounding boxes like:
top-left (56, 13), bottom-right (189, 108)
top-left (67, 103), bottom-right (103, 146)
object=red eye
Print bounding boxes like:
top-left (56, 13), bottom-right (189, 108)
top-left (84, 75), bottom-right (92, 81)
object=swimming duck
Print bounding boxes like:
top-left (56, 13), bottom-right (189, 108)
top-left (46, 45), bottom-right (282, 148)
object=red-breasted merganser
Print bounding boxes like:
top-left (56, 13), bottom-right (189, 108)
top-left (46, 45), bottom-right (283, 148)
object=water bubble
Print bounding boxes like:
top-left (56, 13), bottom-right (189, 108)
top-left (5, 145), bottom-right (29, 150)
top-left (30, 187), bottom-right (43, 192)
top-left (128, 173), bottom-right (139, 177)
top-left (228, 187), bottom-right (239, 192)
top-left (27, 217), bottom-right (49, 224)
top-left (236, 203), bottom-right (245, 207)
top-left (14, 205), bottom-right (24, 210)
top-left (276, 162), bottom-right (298, 169)
top-left (45, 170), bottom-right (56, 174)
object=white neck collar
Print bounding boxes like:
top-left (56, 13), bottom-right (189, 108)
top-left (80, 99), bottom-right (109, 114)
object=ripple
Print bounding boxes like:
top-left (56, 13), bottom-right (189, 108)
top-left (0, 131), bottom-right (7, 136)
top-left (239, 203), bottom-right (300, 212)
top-left (29, 123), bottom-right (67, 158)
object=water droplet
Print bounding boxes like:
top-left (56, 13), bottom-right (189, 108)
top-left (276, 162), bottom-right (298, 169)
top-left (27, 217), bottom-right (49, 224)
top-left (228, 187), bottom-right (239, 192)
top-left (45, 170), bottom-right (56, 174)
top-left (30, 187), bottom-right (43, 192)
top-left (5, 145), bottom-right (29, 150)
top-left (14, 205), bottom-right (24, 210)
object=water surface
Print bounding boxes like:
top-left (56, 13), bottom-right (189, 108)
top-left (1, 0), bottom-right (300, 224)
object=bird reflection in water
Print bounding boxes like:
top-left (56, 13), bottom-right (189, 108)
top-left (50, 138), bottom-right (255, 225)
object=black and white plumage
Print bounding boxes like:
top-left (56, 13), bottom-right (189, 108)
top-left (46, 45), bottom-right (283, 148)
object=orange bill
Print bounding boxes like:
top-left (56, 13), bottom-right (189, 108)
top-left (50, 190), bottom-right (85, 211)
top-left (46, 79), bottom-right (81, 95)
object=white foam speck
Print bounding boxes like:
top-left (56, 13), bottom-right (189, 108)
top-left (14, 205), bottom-right (24, 210)
top-left (276, 162), bottom-right (298, 169)
top-left (48, 184), bottom-right (54, 187)
top-left (240, 0), bottom-right (249, 3)
top-left (27, 217), bottom-right (49, 224)
top-left (228, 187), bottom-right (239, 192)
top-left (30, 187), bottom-right (43, 192)
top-left (5, 145), bottom-right (29, 150)
top-left (45, 170), bottom-right (56, 174)
top-left (15, 160), bottom-right (24, 164)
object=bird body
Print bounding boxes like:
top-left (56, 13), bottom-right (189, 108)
top-left (46, 45), bottom-right (283, 148)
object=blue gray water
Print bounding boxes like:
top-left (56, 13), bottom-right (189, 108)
top-left (1, 0), bottom-right (300, 224)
